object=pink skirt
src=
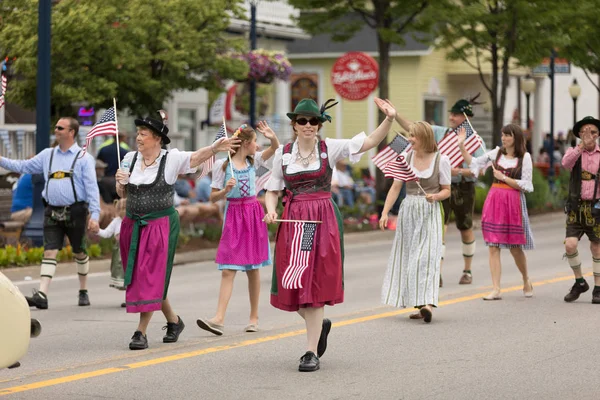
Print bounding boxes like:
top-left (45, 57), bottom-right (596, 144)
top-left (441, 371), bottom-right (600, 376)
top-left (481, 184), bottom-right (526, 245)
top-left (216, 196), bottom-right (270, 267)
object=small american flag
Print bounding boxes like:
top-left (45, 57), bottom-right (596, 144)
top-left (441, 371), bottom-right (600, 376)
top-left (255, 165), bottom-right (272, 192)
top-left (438, 120), bottom-right (482, 168)
top-left (372, 134), bottom-right (412, 171)
top-left (282, 221), bottom-right (318, 289)
top-left (383, 154), bottom-right (419, 182)
top-left (0, 73), bottom-right (7, 109)
top-left (80, 107), bottom-right (117, 157)
top-left (198, 122), bottom-right (227, 179)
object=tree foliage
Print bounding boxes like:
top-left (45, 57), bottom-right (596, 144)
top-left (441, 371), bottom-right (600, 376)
top-left (0, 0), bottom-right (248, 118)
top-left (425, 0), bottom-right (567, 146)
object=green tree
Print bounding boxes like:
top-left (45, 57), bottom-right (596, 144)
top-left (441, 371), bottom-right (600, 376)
top-left (560, 3), bottom-right (600, 93)
top-left (426, 0), bottom-right (566, 147)
top-left (0, 0), bottom-right (248, 119)
top-left (287, 0), bottom-right (430, 194)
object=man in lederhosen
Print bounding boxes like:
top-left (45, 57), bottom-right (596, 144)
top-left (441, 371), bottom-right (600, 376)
top-left (392, 98), bottom-right (486, 287)
top-left (562, 116), bottom-right (600, 304)
top-left (0, 117), bottom-right (101, 309)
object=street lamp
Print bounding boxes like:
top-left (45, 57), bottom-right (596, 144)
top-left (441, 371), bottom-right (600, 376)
top-left (248, 0), bottom-right (259, 128)
top-left (521, 74), bottom-right (536, 132)
top-left (568, 78), bottom-right (581, 128)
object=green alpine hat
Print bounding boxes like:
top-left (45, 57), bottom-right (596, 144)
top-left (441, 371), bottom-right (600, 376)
top-left (449, 99), bottom-right (474, 117)
top-left (573, 116), bottom-right (600, 138)
top-left (287, 98), bottom-right (338, 123)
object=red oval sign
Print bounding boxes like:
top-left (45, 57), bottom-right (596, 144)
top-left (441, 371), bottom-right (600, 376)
top-left (331, 52), bottom-right (379, 101)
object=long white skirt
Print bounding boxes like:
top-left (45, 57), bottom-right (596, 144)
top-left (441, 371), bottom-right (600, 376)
top-left (381, 195), bottom-right (444, 308)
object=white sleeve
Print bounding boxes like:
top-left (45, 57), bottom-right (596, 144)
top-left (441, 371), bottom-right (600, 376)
top-left (97, 217), bottom-right (121, 238)
top-left (469, 147), bottom-right (499, 177)
top-left (164, 149), bottom-right (194, 185)
top-left (210, 158), bottom-right (227, 190)
top-left (515, 153), bottom-right (534, 193)
top-left (254, 151), bottom-right (274, 170)
top-left (264, 146), bottom-right (285, 191)
top-left (439, 155), bottom-right (452, 185)
top-left (325, 132), bottom-right (367, 166)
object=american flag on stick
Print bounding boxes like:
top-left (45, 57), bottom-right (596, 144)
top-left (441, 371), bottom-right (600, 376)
top-left (372, 133), bottom-right (412, 171)
top-left (437, 120), bottom-right (483, 168)
top-left (282, 221), bottom-right (318, 289)
top-left (198, 123), bottom-right (227, 179)
top-left (80, 107), bottom-right (117, 157)
top-left (383, 154), bottom-right (419, 182)
top-left (0, 73), bottom-right (7, 109)
top-left (255, 165), bottom-right (272, 192)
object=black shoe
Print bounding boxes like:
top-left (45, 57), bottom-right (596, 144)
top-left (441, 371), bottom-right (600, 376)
top-left (7, 361), bottom-right (21, 369)
top-left (592, 287), bottom-right (600, 304)
top-left (564, 280), bottom-right (589, 302)
top-left (78, 290), bottom-right (90, 306)
top-left (163, 316), bottom-right (185, 343)
top-left (129, 330), bottom-right (148, 350)
top-left (121, 302), bottom-right (126, 308)
top-left (25, 290), bottom-right (48, 310)
top-left (298, 351), bottom-right (320, 372)
top-left (317, 319), bottom-right (331, 358)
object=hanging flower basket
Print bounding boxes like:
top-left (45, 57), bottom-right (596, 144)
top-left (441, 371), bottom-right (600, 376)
top-left (232, 50), bottom-right (292, 83)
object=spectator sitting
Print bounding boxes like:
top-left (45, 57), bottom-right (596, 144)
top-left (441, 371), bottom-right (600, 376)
top-left (175, 190), bottom-right (222, 225)
top-left (356, 168), bottom-right (376, 205)
top-left (195, 174), bottom-right (212, 203)
top-left (536, 148), bottom-right (550, 164)
top-left (97, 132), bottom-right (130, 203)
top-left (174, 173), bottom-right (198, 203)
top-left (332, 160), bottom-right (355, 207)
top-left (10, 173), bottom-right (33, 224)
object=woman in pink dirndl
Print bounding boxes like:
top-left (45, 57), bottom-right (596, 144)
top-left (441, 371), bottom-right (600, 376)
top-left (196, 123), bottom-right (279, 336)
top-left (263, 97), bottom-right (397, 372)
top-left (458, 123), bottom-right (534, 301)
top-left (115, 113), bottom-right (239, 350)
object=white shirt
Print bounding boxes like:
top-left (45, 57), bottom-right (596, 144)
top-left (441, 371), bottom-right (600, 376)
top-left (122, 148), bottom-right (195, 186)
top-left (97, 217), bottom-right (122, 239)
top-left (404, 153), bottom-right (452, 185)
top-left (265, 132), bottom-right (367, 191)
top-left (211, 151), bottom-right (272, 190)
top-left (469, 147), bottom-right (534, 192)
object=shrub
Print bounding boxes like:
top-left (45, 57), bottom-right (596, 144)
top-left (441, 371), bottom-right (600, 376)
top-left (474, 184), bottom-right (489, 214)
top-left (525, 167), bottom-right (550, 211)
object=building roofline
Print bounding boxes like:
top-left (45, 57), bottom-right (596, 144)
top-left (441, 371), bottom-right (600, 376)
top-left (288, 48), bottom-right (433, 60)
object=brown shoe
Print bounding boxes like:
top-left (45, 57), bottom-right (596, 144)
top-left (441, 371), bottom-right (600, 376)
top-left (409, 312), bottom-right (424, 320)
top-left (419, 307), bottom-right (433, 323)
top-left (439, 275), bottom-right (443, 288)
top-left (459, 272), bottom-right (472, 285)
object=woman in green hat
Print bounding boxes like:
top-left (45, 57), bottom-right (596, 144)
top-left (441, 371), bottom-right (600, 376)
top-left (263, 97), bottom-right (397, 372)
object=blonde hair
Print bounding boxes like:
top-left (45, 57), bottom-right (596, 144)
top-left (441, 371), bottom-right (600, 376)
top-left (222, 125), bottom-right (255, 171)
top-left (409, 121), bottom-right (437, 153)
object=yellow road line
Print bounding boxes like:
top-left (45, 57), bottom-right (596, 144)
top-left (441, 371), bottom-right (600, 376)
top-left (0, 272), bottom-right (589, 397)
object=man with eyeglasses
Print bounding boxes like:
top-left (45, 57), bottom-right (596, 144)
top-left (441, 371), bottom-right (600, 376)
top-left (0, 117), bottom-right (101, 309)
top-left (562, 116), bottom-right (600, 304)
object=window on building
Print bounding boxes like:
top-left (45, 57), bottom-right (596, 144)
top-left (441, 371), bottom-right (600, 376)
top-left (290, 73), bottom-right (318, 111)
top-left (424, 99), bottom-right (445, 126)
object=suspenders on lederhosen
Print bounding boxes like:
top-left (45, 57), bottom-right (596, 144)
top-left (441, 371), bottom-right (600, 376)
top-left (45, 148), bottom-right (82, 207)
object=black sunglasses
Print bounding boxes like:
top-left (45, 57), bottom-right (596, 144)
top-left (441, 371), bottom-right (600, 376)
top-left (296, 117), bottom-right (320, 126)
top-left (55, 126), bottom-right (68, 131)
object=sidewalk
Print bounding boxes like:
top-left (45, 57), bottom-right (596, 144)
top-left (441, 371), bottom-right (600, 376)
top-left (0, 211), bottom-right (563, 282)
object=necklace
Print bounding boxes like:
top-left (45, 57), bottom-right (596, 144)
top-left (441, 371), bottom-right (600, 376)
top-left (143, 154), bottom-right (159, 167)
top-left (297, 144), bottom-right (316, 167)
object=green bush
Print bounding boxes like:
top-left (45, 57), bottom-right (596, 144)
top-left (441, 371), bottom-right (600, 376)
top-left (87, 244), bottom-right (102, 259)
top-left (525, 167), bottom-right (550, 211)
top-left (474, 184), bottom-right (489, 214)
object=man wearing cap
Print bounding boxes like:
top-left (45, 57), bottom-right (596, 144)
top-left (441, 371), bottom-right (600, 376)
top-left (115, 114), bottom-right (239, 350)
top-left (561, 116), bottom-right (600, 304)
top-left (0, 117), bottom-right (101, 309)
top-left (392, 98), bottom-right (486, 286)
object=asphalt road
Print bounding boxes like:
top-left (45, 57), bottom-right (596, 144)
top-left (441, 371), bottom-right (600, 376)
top-left (2, 211), bottom-right (599, 400)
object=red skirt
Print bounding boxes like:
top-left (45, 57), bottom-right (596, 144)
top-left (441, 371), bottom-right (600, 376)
top-left (271, 192), bottom-right (344, 311)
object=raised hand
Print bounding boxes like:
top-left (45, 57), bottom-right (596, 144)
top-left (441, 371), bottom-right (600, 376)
top-left (374, 97), bottom-right (397, 120)
top-left (457, 127), bottom-right (467, 145)
top-left (256, 121), bottom-right (277, 141)
top-left (214, 137), bottom-right (241, 153)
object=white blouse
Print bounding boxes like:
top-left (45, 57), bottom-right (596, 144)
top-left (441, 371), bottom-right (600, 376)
top-left (211, 151), bottom-right (272, 190)
top-left (97, 216), bottom-right (122, 239)
top-left (265, 132), bottom-right (367, 191)
top-left (469, 147), bottom-right (534, 193)
top-left (404, 153), bottom-right (452, 185)
top-left (122, 148), bottom-right (196, 186)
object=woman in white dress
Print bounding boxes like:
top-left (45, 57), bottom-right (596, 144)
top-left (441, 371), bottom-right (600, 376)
top-left (379, 122), bottom-right (451, 323)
